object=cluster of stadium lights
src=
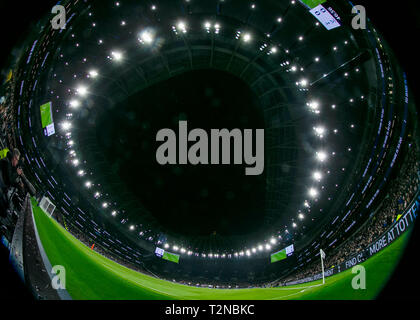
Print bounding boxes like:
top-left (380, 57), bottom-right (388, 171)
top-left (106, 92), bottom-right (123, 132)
top-left (162, 237), bottom-right (281, 258)
top-left (56, 0), bottom-right (357, 258)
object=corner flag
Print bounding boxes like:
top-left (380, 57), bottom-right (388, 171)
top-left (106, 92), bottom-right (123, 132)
top-left (320, 249), bottom-right (326, 285)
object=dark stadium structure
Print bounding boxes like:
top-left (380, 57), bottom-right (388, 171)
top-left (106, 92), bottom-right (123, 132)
top-left (0, 0), bottom-right (419, 293)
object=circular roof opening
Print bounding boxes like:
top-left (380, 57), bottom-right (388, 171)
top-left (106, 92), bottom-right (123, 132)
top-left (94, 69), bottom-right (267, 237)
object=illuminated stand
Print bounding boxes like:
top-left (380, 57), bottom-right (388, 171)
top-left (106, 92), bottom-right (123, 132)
top-left (39, 196), bottom-right (56, 217)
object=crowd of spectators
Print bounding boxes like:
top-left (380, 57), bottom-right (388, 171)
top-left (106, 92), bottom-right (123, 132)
top-left (0, 75), bottom-right (29, 239)
top-left (46, 143), bottom-right (420, 289)
top-left (1, 63), bottom-right (419, 289)
top-left (53, 210), bottom-right (159, 278)
top-left (0, 77), bottom-right (18, 150)
top-left (282, 144), bottom-right (419, 285)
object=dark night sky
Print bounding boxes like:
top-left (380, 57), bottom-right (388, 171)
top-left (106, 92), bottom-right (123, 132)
top-left (95, 69), bottom-right (266, 236)
top-left (0, 1), bottom-right (57, 73)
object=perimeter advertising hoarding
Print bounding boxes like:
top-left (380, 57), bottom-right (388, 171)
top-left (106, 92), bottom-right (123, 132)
top-left (285, 188), bottom-right (419, 286)
top-left (40, 101), bottom-right (56, 137)
top-left (40, 102), bottom-right (53, 128)
top-left (155, 247), bottom-right (164, 257)
top-left (155, 247), bottom-right (180, 263)
top-left (299, 0), bottom-right (342, 31)
top-left (271, 244), bottom-right (295, 263)
top-left (163, 251), bottom-right (180, 264)
top-left (310, 4), bottom-right (341, 30)
top-left (271, 250), bottom-right (287, 263)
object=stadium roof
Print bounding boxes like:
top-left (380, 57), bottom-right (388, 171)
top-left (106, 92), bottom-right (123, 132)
top-left (9, 0), bottom-right (416, 283)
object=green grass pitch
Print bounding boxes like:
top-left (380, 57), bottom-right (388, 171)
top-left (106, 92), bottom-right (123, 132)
top-left (31, 198), bottom-right (411, 300)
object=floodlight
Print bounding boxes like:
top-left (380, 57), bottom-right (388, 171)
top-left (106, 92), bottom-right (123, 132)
top-left (309, 188), bottom-right (318, 198)
top-left (61, 122), bottom-right (72, 131)
top-left (316, 151), bottom-right (327, 162)
top-left (308, 101), bottom-right (319, 110)
top-left (300, 79), bottom-right (308, 87)
top-left (314, 126), bottom-right (326, 137)
top-left (69, 100), bottom-right (80, 109)
top-left (243, 33), bottom-right (252, 42)
top-left (89, 70), bottom-right (98, 78)
top-left (111, 51), bottom-right (123, 61)
top-left (177, 21), bottom-right (187, 33)
top-left (76, 86), bottom-right (88, 96)
top-left (139, 30), bottom-right (154, 44)
top-left (313, 171), bottom-right (323, 181)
